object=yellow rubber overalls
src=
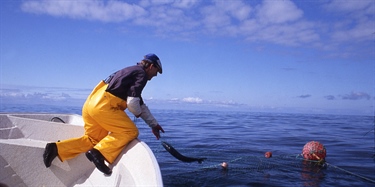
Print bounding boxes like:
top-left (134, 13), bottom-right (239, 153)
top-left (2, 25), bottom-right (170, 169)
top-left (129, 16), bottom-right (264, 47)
top-left (56, 81), bottom-right (139, 163)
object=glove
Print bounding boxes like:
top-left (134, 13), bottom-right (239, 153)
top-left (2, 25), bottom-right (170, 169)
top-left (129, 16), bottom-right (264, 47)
top-left (152, 124), bottom-right (165, 140)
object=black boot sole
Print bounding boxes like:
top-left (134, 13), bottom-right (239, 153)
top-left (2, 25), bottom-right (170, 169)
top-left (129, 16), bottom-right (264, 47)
top-left (86, 150), bottom-right (112, 175)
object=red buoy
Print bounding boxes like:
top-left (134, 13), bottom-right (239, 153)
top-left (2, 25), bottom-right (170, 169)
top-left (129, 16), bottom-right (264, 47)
top-left (264, 151), bottom-right (272, 158)
top-left (302, 141), bottom-right (326, 160)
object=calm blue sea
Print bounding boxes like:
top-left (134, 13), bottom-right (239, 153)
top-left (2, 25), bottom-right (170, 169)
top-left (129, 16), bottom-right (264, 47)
top-left (1, 104), bottom-right (374, 187)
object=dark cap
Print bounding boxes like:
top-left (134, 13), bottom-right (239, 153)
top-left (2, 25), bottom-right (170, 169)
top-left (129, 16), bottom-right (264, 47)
top-left (144, 53), bottom-right (162, 74)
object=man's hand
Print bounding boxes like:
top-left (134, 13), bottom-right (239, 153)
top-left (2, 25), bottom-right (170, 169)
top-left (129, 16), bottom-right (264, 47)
top-left (152, 124), bottom-right (165, 140)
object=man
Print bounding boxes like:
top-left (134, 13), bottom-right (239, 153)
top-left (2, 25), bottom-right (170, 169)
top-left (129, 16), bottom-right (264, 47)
top-left (43, 53), bottom-right (165, 175)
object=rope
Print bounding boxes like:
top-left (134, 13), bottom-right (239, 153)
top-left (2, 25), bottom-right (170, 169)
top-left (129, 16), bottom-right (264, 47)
top-left (199, 154), bottom-right (306, 172)
top-left (326, 162), bottom-right (375, 183)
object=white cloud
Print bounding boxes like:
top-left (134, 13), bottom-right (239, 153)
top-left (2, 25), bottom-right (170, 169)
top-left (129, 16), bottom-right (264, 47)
top-left (172, 0), bottom-right (199, 9)
top-left (140, 0), bottom-right (198, 9)
top-left (21, 0), bottom-right (146, 22)
top-left (330, 16), bottom-right (374, 43)
top-left (256, 0), bottom-right (303, 24)
top-left (203, 0), bottom-right (252, 22)
top-left (182, 97), bottom-right (203, 103)
top-left (244, 20), bottom-right (319, 46)
top-left (324, 0), bottom-right (374, 13)
top-left (322, 0), bottom-right (374, 42)
top-left (19, 0), bottom-right (374, 56)
top-left (0, 85), bottom-right (89, 105)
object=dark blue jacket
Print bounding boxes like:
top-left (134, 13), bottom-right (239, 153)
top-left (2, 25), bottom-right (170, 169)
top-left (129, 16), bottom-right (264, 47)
top-left (105, 65), bottom-right (147, 103)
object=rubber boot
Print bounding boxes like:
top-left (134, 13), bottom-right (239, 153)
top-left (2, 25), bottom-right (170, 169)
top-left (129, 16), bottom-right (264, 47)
top-left (86, 148), bottom-right (112, 175)
top-left (43, 143), bottom-right (58, 168)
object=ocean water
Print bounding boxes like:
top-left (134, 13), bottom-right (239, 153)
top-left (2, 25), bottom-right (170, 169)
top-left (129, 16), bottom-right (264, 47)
top-left (1, 104), bottom-right (374, 186)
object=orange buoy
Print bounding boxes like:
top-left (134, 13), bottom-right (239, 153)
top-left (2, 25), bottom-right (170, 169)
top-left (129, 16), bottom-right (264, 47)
top-left (264, 151), bottom-right (272, 158)
top-left (302, 141), bottom-right (326, 160)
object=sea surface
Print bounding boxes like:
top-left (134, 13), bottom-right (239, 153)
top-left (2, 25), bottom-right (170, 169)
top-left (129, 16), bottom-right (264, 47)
top-left (1, 104), bottom-right (375, 187)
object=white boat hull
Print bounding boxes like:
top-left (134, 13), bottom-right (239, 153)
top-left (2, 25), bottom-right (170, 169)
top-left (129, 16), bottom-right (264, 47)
top-left (0, 113), bottom-right (163, 187)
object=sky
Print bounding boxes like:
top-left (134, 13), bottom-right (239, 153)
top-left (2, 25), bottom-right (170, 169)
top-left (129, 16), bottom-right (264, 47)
top-left (0, 0), bottom-right (374, 116)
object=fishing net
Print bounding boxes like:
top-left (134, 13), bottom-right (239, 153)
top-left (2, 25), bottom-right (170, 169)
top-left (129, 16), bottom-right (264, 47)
top-left (153, 141), bottom-right (375, 187)
top-left (162, 154), bottom-right (325, 186)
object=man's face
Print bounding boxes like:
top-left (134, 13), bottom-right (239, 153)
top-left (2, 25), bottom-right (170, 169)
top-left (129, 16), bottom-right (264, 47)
top-left (146, 64), bottom-right (159, 80)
